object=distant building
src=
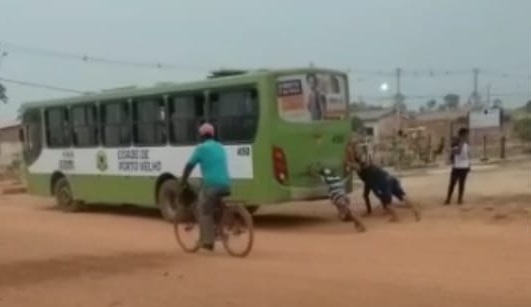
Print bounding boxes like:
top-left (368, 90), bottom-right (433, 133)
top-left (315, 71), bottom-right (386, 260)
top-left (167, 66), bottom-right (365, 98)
top-left (351, 107), bottom-right (411, 141)
top-left (413, 109), bottom-right (469, 142)
top-left (0, 121), bottom-right (22, 168)
top-left (413, 106), bottom-right (507, 147)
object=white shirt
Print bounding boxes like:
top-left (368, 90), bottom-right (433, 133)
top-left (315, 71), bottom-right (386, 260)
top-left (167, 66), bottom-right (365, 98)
top-left (453, 142), bottom-right (471, 169)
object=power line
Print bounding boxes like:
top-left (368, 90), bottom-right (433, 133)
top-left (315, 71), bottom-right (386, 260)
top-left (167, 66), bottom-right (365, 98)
top-left (3, 41), bottom-right (531, 83)
top-left (350, 67), bottom-right (531, 81)
top-left (0, 77), bottom-right (90, 95)
top-left (350, 68), bottom-right (474, 78)
top-left (0, 41), bottom-right (233, 72)
top-left (359, 90), bottom-right (531, 101)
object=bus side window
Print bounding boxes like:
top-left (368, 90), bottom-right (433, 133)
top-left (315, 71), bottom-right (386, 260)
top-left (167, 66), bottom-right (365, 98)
top-left (71, 104), bottom-right (98, 147)
top-left (21, 110), bottom-right (43, 165)
top-left (208, 88), bottom-right (259, 144)
top-left (132, 97), bottom-right (166, 146)
top-left (18, 127), bottom-right (25, 144)
top-left (169, 93), bottom-right (205, 144)
top-left (101, 101), bottom-right (132, 147)
top-left (44, 106), bottom-right (71, 148)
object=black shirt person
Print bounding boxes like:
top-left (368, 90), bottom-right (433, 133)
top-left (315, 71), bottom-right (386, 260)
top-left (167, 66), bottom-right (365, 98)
top-left (352, 160), bottom-right (420, 222)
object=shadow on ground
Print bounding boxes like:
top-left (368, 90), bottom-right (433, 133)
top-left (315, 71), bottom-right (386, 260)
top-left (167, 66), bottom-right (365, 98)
top-left (40, 203), bottom-right (333, 230)
top-left (41, 203), bottom-right (162, 220)
top-left (0, 251), bottom-right (176, 289)
top-left (253, 213), bottom-right (330, 230)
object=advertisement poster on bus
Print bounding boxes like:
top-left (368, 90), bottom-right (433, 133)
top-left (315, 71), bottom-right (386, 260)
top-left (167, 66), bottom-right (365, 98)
top-left (276, 73), bottom-right (348, 122)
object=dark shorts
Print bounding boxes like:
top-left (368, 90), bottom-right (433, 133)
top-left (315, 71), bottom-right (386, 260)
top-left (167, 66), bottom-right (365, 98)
top-left (389, 177), bottom-right (406, 201)
top-left (374, 176), bottom-right (406, 205)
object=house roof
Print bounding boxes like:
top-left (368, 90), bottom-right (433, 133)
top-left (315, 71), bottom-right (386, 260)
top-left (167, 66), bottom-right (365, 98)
top-left (352, 107), bottom-right (397, 121)
top-left (415, 106), bottom-right (473, 121)
top-left (0, 120), bottom-right (20, 130)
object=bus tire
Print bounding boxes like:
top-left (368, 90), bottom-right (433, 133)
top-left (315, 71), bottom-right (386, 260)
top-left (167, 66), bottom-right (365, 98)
top-left (245, 205), bottom-right (259, 215)
top-left (157, 179), bottom-right (180, 222)
top-left (53, 177), bottom-right (82, 212)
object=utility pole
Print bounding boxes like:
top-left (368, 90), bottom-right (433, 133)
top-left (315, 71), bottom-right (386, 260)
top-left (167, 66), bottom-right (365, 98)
top-left (486, 83), bottom-right (491, 106)
top-left (471, 68), bottom-right (480, 106)
top-left (394, 68), bottom-right (404, 176)
top-left (394, 67), bottom-right (403, 130)
top-left (396, 67), bottom-right (402, 94)
top-left (0, 50), bottom-right (7, 103)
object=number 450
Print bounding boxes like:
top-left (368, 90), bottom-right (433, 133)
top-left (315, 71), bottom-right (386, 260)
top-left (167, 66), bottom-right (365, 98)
top-left (237, 147), bottom-right (250, 156)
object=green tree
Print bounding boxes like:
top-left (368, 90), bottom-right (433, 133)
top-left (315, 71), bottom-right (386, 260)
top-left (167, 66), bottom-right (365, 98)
top-left (0, 83), bottom-right (7, 103)
top-left (526, 100), bottom-right (531, 113)
top-left (513, 118), bottom-right (531, 142)
top-left (350, 116), bottom-right (364, 132)
top-left (426, 99), bottom-right (437, 110)
top-left (493, 98), bottom-right (503, 108)
top-left (443, 94), bottom-right (460, 110)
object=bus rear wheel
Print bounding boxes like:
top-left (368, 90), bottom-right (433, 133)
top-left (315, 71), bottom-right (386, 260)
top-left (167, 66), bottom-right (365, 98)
top-left (53, 177), bottom-right (81, 212)
top-left (157, 179), bottom-right (180, 222)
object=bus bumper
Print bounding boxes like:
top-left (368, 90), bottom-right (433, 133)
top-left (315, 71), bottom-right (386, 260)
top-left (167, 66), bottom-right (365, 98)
top-left (278, 180), bottom-right (361, 202)
top-left (285, 185), bottom-right (330, 201)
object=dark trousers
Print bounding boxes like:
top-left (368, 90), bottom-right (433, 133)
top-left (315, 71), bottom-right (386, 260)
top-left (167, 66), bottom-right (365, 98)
top-left (197, 186), bottom-right (230, 245)
top-left (445, 168), bottom-right (470, 204)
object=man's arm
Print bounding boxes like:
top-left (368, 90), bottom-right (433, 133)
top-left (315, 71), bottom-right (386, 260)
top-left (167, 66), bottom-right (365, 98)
top-left (181, 147), bottom-right (201, 184)
top-left (181, 163), bottom-right (194, 184)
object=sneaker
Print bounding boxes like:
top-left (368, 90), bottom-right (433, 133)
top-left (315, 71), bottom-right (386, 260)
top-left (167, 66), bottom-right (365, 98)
top-left (340, 212), bottom-right (353, 222)
top-left (412, 209), bottom-right (421, 221)
top-left (354, 222), bottom-right (366, 233)
top-left (201, 243), bottom-right (214, 251)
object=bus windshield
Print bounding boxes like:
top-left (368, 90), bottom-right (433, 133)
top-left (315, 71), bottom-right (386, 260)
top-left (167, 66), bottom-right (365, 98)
top-left (276, 72), bottom-right (348, 123)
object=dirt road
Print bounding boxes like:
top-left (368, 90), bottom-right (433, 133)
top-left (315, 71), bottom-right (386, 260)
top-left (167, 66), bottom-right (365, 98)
top-left (0, 164), bottom-right (530, 307)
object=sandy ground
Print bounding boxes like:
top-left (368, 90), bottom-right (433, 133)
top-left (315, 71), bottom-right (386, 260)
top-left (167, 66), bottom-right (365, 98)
top-left (0, 163), bottom-right (530, 307)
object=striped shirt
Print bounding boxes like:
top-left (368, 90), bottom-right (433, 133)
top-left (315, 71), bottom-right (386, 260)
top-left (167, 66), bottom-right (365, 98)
top-left (320, 174), bottom-right (347, 205)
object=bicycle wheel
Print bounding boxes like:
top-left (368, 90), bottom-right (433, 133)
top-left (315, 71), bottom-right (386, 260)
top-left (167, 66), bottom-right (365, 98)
top-left (174, 203), bottom-right (201, 253)
top-left (220, 204), bottom-right (254, 258)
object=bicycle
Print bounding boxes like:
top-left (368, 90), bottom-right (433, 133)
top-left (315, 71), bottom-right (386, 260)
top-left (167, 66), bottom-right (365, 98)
top-left (173, 185), bottom-right (254, 258)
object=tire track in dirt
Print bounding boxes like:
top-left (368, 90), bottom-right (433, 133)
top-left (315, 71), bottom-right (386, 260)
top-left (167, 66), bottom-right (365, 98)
top-left (0, 251), bottom-right (176, 288)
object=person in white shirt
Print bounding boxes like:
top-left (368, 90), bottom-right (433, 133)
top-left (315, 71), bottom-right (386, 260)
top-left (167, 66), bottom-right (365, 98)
top-left (444, 128), bottom-right (471, 205)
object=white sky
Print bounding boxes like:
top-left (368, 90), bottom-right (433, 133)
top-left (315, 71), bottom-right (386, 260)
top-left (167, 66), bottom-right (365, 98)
top-left (1, 0), bottom-right (531, 122)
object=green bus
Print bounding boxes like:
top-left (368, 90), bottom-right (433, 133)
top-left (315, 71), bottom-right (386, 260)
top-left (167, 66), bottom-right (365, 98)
top-left (19, 68), bottom-right (352, 220)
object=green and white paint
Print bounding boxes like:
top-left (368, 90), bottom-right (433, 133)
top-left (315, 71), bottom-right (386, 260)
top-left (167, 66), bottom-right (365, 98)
top-left (21, 68), bottom-right (352, 210)
top-left (29, 146), bottom-right (254, 178)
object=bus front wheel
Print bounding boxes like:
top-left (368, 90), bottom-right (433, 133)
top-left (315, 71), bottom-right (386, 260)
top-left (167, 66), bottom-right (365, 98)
top-left (157, 179), bottom-right (180, 222)
top-left (53, 177), bottom-right (82, 212)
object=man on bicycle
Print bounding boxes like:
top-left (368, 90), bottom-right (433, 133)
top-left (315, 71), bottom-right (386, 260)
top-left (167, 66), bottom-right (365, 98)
top-left (180, 123), bottom-right (230, 251)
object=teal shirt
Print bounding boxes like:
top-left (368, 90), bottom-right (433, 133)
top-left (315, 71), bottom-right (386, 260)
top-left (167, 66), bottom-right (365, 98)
top-left (187, 139), bottom-right (231, 188)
